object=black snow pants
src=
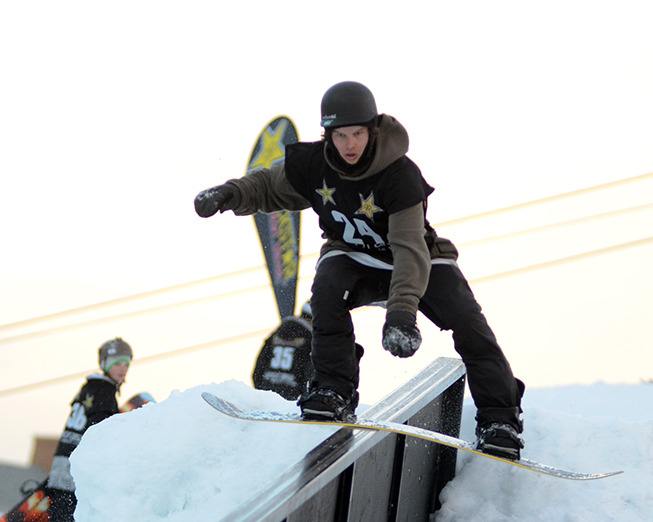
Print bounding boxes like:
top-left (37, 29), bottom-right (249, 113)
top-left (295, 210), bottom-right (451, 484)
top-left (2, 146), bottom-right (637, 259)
top-left (309, 254), bottom-right (523, 425)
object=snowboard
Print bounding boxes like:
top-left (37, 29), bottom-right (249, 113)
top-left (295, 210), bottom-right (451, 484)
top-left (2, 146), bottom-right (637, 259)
top-left (201, 392), bottom-right (623, 481)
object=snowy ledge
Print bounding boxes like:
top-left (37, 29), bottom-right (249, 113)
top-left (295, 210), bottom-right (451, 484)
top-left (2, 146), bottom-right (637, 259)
top-left (70, 358), bottom-right (465, 521)
top-left (222, 357), bottom-right (466, 521)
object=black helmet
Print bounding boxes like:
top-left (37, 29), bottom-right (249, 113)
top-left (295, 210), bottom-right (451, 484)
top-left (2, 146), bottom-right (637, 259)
top-left (320, 81), bottom-right (378, 129)
top-left (98, 337), bottom-right (133, 373)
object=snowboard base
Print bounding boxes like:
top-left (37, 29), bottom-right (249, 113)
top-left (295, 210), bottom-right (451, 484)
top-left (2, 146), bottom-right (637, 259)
top-left (201, 392), bottom-right (623, 481)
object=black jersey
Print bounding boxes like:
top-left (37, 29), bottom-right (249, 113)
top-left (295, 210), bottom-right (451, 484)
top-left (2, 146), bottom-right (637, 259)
top-left (252, 316), bottom-right (313, 400)
top-left (48, 374), bottom-right (119, 492)
top-left (53, 374), bottom-right (119, 460)
top-left (285, 142), bottom-right (434, 263)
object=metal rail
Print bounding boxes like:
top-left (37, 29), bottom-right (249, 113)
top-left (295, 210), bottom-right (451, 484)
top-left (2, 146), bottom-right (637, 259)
top-left (222, 357), bottom-right (466, 522)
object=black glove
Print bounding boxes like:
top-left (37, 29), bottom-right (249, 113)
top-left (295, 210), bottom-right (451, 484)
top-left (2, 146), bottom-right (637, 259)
top-left (194, 184), bottom-right (241, 218)
top-left (382, 310), bottom-right (422, 358)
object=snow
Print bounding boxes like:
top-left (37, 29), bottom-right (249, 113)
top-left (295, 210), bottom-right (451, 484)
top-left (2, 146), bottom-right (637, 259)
top-left (70, 379), bottom-right (653, 521)
top-left (71, 381), bottom-right (340, 521)
top-left (439, 386), bottom-right (653, 521)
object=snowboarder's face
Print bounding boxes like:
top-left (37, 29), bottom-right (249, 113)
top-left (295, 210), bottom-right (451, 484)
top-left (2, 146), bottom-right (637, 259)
top-left (108, 362), bottom-right (130, 385)
top-left (331, 125), bottom-right (369, 165)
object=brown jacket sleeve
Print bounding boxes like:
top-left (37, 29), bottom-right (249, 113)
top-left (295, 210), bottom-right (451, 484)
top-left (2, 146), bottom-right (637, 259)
top-left (225, 160), bottom-right (311, 215)
top-left (386, 203), bottom-right (431, 316)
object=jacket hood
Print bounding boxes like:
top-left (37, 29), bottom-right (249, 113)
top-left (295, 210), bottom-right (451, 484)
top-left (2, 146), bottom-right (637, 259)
top-left (324, 114), bottom-right (409, 180)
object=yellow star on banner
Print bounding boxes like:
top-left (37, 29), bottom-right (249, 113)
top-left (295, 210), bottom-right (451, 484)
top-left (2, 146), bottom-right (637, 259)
top-left (249, 120), bottom-right (288, 169)
top-left (82, 394), bottom-right (94, 410)
top-left (356, 192), bottom-right (383, 219)
top-left (315, 179), bottom-right (336, 206)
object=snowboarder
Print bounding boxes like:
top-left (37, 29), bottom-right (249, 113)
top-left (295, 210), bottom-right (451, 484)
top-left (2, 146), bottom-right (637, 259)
top-left (45, 337), bottom-right (133, 520)
top-left (252, 301), bottom-right (315, 400)
top-left (194, 81), bottom-right (525, 459)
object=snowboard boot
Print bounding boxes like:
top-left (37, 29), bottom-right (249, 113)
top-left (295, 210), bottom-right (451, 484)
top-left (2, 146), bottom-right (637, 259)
top-left (475, 422), bottom-right (524, 460)
top-left (298, 386), bottom-right (358, 422)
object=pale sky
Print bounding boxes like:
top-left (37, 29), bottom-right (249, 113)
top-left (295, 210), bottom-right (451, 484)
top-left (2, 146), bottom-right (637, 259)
top-left (1, 1), bottom-right (652, 466)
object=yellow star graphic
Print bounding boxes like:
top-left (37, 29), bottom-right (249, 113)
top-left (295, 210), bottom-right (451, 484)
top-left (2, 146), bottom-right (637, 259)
top-left (315, 179), bottom-right (336, 206)
top-left (249, 120), bottom-right (288, 170)
top-left (356, 192), bottom-right (383, 219)
top-left (82, 394), bottom-right (94, 410)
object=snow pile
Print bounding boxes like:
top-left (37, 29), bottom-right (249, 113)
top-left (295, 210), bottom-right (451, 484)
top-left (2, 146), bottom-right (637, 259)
top-left (71, 381), bottom-right (653, 521)
top-left (438, 385), bottom-right (653, 521)
top-left (71, 381), bottom-right (338, 521)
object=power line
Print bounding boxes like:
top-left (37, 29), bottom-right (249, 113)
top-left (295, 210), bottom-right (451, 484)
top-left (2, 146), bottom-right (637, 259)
top-left (3, 235), bottom-right (651, 398)
top-left (0, 264), bottom-right (264, 332)
top-left (0, 282), bottom-right (272, 345)
top-left (2, 202), bottom-right (651, 345)
top-left (459, 202), bottom-right (653, 247)
top-left (0, 327), bottom-right (272, 398)
top-left (472, 236), bottom-right (653, 283)
top-left (2, 171), bottom-right (650, 333)
top-left (436, 171), bottom-right (653, 227)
